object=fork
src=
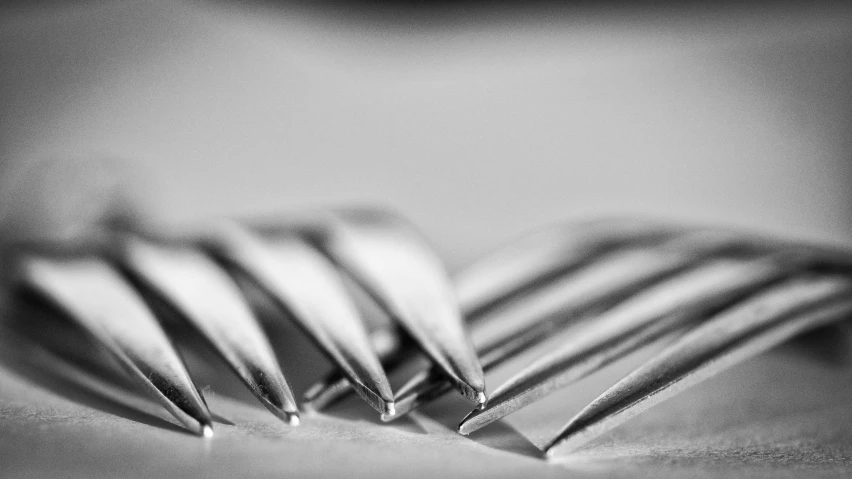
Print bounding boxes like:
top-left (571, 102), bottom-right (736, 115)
top-left (2, 158), bottom-right (851, 458)
top-left (1, 158), bottom-right (487, 434)
top-left (303, 220), bottom-right (852, 455)
top-left (453, 228), bottom-right (852, 456)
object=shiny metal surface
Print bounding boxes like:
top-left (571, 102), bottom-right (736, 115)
top-left (116, 234), bottom-right (299, 424)
top-left (546, 275), bottom-right (852, 456)
top-left (380, 229), bottom-right (776, 421)
top-left (302, 226), bottom-right (852, 422)
top-left (202, 221), bottom-right (395, 415)
top-left (458, 257), bottom-right (793, 435)
top-left (309, 209), bottom-right (486, 405)
top-left (385, 246), bottom-right (695, 421)
top-left (4, 207), bottom-right (852, 455)
top-left (304, 218), bottom-right (682, 413)
top-left (452, 218), bottom-right (679, 315)
top-left (12, 254), bottom-right (214, 436)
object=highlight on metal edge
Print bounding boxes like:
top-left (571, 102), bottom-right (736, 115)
top-left (3, 207), bottom-right (852, 453)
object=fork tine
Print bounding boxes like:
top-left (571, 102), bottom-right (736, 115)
top-left (457, 257), bottom-right (792, 435)
top-left (301, 221), bottom-right (850, 416)
top-left (115, 233), bottom-right (300, 424)
top-left (14, 254), bottom-right (214, 436)
top-left (306, 209), bottom-right (486, 405)
top-left (202, 222), bottom-right (395, 415)
top-left (303, 218), bottom-right (676, 412)
top-left (466, 230), bottom-right (753, 364)
top-left (385, 248), bottom-right (695, 421)
top-left (545, 275), bottom-right (852, 457)
top-left (453, 217), bottom-right (678, 316)
top-left (302, 330), bottom-right (407, 412)
top-left (384, 230), bottom-right (762, 420)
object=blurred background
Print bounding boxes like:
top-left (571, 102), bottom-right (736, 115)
top-left (2, 0), bottom-right (851, 268)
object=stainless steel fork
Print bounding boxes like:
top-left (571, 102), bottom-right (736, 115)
top-left (303, 220), bottom-right (852, 456)
top-left (2, 158), bottom-right (851, 459)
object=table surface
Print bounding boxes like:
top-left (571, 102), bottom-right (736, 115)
top-left (2, 321), bottom-right (852, 479)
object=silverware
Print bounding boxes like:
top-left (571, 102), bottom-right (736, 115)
top-left (303, 217), bottom-right (679, 412)
top-left (3, 159), bottom-right (851, 455)
top-left (12, 252), bottom-right (215, 437)
top-left (545, 274), bottom-right (852, 456)
top-left (386, 229), bottom-right (766, 422)
top-left (115, 231), bottom-right (301, 424)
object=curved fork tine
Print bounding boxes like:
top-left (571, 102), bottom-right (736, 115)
top-left (383, 230), bottom-right (763, 420)
top-left (387, 249), bottom-right (695, 420)
top-left (114, 234), bottom-right (300, 424)
top-left (307, 209), bottom-right (486, 405)
top-left (13, 254), bottom-right (214, 436)
top-left (303, 217), bottom-right (677, 411)
top-left (454, 217), bottom-right (679, 316)
top-left (546, 275), bottom-right (852, 457)
top-left (299, 223), bottom-right (837, 414)
top-left (458, 257), bottom-right (793, 435)
top-left (202, 222), bottom-right (395, 415)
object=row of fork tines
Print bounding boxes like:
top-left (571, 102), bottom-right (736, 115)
top-left (4, 211), bottom-right (852, 455)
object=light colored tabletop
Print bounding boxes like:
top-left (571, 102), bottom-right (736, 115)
top-left (2, 326), bottom-right (852, 478)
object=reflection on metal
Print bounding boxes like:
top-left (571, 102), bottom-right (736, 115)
top-left (12, 254), bottom-right (214, 436)
top-left (116, 233), bottom-right (300, 424)
top-left (458, 257), bottom-right (789, 435)
top-left (201, 221), bottom-right (395, 415)
top-left (545, 276), bottom-right (852, 456)
top-left (3, 211), bottom-right (851, 455)
top-left (308, 210), bottom-right (486, 405)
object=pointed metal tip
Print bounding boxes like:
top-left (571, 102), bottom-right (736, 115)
top-left (381, 393), bottom-right (416, 422)
top-left (156, 389), bottom-right (214, 437)
top-left (456, 393), bottom-right (508, 435)
top-left (287, 413), bottom-right (301, 426)
top-left (453, 378), bottom-right (487, 406)
top-left (350, 381), bottom-right (396, 416)
top-left (15, 255), bottom-right (219, 440)
top-left (250, 370), bottom-right (300, 424)
top-left (457, 409), bottom-right (481, 436)
top-left (321, 210), bottom-right (486, 410)
top-left (261, 399), bottom-right (300, 425)
top-left (209, 226), bottom-right (395, 419)
top-left (262, 399), bottom-right (301, 425)
top-left (457, 386), bottom-right (517, 434)
top-left (118, 236), bottom-right (303, 426)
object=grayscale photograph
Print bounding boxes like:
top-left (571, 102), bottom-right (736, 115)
top-left (1, 0), bottom-right (851, 477)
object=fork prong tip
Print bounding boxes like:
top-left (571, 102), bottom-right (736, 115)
top-left (287, 413), bottom-right (301, 426)
top-left (457, 410), bottom-right (479, 436)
